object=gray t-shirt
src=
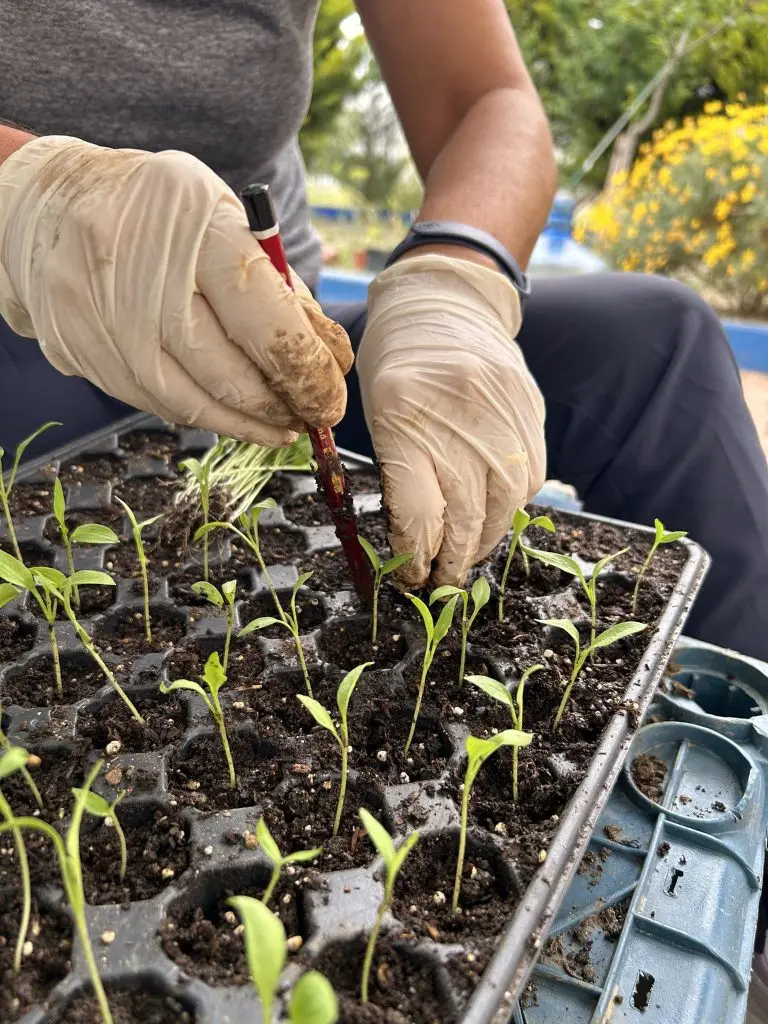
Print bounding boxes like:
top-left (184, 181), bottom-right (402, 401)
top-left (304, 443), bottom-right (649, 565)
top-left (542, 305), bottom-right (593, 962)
top-left (0, 0), bottom-right (323, 285)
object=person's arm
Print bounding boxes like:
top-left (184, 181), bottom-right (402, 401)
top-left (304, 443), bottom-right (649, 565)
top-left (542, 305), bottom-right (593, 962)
top-left (0, 123), bottom-right (35, 166)
top-left (356, 0), bottom-right (556, 268)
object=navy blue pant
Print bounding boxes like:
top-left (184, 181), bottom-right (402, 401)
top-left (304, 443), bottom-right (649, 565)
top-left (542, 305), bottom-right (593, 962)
top-left (2, 273), bottom-right (767, 660)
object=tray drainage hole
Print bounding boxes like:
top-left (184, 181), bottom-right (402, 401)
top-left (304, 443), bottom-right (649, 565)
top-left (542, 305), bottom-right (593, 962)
top-left (665, 867), bottom-right (684, 896)
top-left (631, 971), bottom-right (655, 1012)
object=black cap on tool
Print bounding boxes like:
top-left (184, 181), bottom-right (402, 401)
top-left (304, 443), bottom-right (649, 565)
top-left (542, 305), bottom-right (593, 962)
top-left (241, 183), bottom-right (277, 232)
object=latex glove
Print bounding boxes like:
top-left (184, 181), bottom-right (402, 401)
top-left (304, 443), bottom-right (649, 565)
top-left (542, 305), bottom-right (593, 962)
top-left (357, 254), bottom-right (546, 589)
top-left (0, 136), bottom-right (352, 446)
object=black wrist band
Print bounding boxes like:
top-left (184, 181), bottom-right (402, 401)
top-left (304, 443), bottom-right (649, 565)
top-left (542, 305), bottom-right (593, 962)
top-left (385, 220), bottom-right (531, 310)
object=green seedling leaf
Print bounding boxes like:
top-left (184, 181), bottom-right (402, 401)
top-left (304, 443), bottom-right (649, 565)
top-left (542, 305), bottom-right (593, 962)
top-left (139, 514), bottom-right (163, 531)
top-left (359, 807), bottom-right (396, 868)
top-left (655, 518), bottom-right (687, 544)
top-left (382, 552), bottom-right (412, 575)
top-left (295, 571), bottom-right (314, 589)
top-left (530, 514), bottom-right (555, 533)
top-left (406, 593), bottom-right (434, 645)
top-left (202, 651), bottom-right (226, 696)
top-left (228, 895), bottom-right (285, 1024)
top-left (466, 675), bottom-right (514, 710)
top-left (391, 829), bottom-right (421, 877)
top-left (178, 457), bottom-right (204, 482)
top-left (470, 576), bottom-right (491, 612)
top-left (0, 582), bottom-right (19, 608)
top-left (525, 548), bottom-right (585, 584)
top-left (222, 580), bottom-right (237, 602)
top-left (289, 970), bottom-right (339, 1024)
top-left (256, 817), bottom-right (283, 866)
top-left (32, 567), bottom-right (67, 589)
top-left (465, 729), bottom-right (533, 787)
top-left (590, 621), bottom-right (647, 650)
top-left (191, 581), bottom-right (224, 608)
top-left (287, 847), bottom-right (323, 865)
top-left (66, 570), bottom-right (115, 589)
top-left (432, 594), bottom-right (459, 646)
top-left (0, 746), bottom-right (30, 779)
top-left (160, 678), bottom-right (209, 702)
top-left (239, 615), bottom-right (286, 637)
top-left (590, 548), bottom-right (629, 582)
top-left (297, 695), bottom-right (338, 739)
top-left (511, 507), bottom-right (531, 533)
top-left (53, 477), bottom-right (66, 526)
top-left (7, 422), bottom-right (61, 493)
top-left (337, 662), bottom-right (372, 722)
top-left (542, 618), bottom-right (581, 648)
top-left (357, 535), bottom-right (380, 572)
top-left (69, 524), bottom-right (121, 545)
top-left (429, 585), bottom-right (463, 604)
top-left (0, 550), bottom-right (35, 591)
top-left (71, 789), bottom-right (113, 818)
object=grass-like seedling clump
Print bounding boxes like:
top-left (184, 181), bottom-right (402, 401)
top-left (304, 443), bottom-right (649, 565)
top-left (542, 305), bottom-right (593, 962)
top-left (632, 518), bottom-right (687, 614)
top-left (430, 576), bottom-right (490, 688)
top-left (453, 730), bottom-right (532, 912)
top-left (0, 421), bottom-right (60, 562)
top-left (498, 507), bottom-right (555, 620)
top-left (191, 579), bottom-right (237, 673)
top-left (358, 809), bottom-right (420, 1005)
top-left (357, 536), bottom-right (412, 644)
top-left (227, 895), bottom-right (338, 1024)
top-left (543, 618), bottom-right (648, 731)
top-left (0, 761), bottom-right (118, 1024)
top-left (178, 446), bottom-right (222, 583)
top-left (52, 478), bottom-right (119, 607)
top-left (403, 591), bottom-right (460, 756)
top-left (115, 497), bottom-right (162, 644)
top-left (296, 662), bottom-right (372, 835)
top-left (161, 651), bottom-right (235, 788)
top-left (467, 665), bottom-right (543, 802)
top-left (525, 545), bottom-right (630, 650)
top-left (253, 818), bottom-right (322, 905)
top-left (239, 571), bottom-right (316, 697)
top-left (0, 743), bottom-right (41, 973)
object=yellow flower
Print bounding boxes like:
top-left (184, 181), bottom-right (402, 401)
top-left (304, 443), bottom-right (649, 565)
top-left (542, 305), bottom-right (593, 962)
top-left (704, 100), bottom-right (723, 114)
top-left (731, 164), bottom-right (750, 181)
top-left (705, 167), bottom-right (718, 181)
top-left (714, 199), bottom-right (732, 221)
top-left (649, 199), bottom-right (660, 213)
top-left (742, 249), bottom-right (757, 270)
top-left (691, 218), bottom-right (702, 229)
top-left (631, 202), bottom-right (648, 224)
top-left (703, 245), bottom-right (723, 268)
top-left (741, 181), bottom-right (758, 203)
top-left (726, 264), bottom-right (737, 276)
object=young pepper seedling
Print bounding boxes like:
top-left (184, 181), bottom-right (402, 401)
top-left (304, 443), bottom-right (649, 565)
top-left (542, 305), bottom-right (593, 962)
top-left (52, 477), bottom-right (119, 607)
top-left (542, 618), bottom-right (647, 731)
top-left (358, 808), bottom-right (420, 1005)
top-left (160, 651), bottom-right (236, 788)
top-left (0, 744), bottom-right (41, 973)
top-left (430, 576), bottom-right (491, 688)
top-left (177, 445), bottom-right (225, 583)
top-left (297, 662), bottom-right (372, 835)
top-left (466, 665), bottom-right (544, 802)
top-left (191, 579), bottom-right (238, 673)
top-left (114, 497), bottom-right (162, 644)
top-left (227, 895), bottom-right (338, 1024)
top-left (632, 518), bottom-right (687, 614)
top-left (240, 572), bottom-right (316, 697)
top-left (498, 507), bottom-right (555, 621)
top-left (357, 536), bottom-right (412, 644)
top-left (403, 591), bottom-right (460, 757)
top-left (0, 421), bottom-right (60, 562)
top-left (453, 730), bottom-right (532, 912)
top-left (253, 817), bottom-right (322, 905)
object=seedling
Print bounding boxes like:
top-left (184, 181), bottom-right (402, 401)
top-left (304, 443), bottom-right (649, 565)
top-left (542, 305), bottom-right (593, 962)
top-left (524, 546), bottom-right (630, 649)
top-left (403, 591), bottom-right (460, 757)
top-left (253, 817), bottom-right (322, 905)
top-left (357, 536), bottom-right (412, 644)
top-left (453, 730), bottom-right (532, 912)
top-left (498, 507), bottom-right (555, 620)
top-left (160, 651), bottom-right (235, 788)
top-left (115, 497), bottom-right (162, 643)
top-left (543, 618), bottom-right (647, 731)
top-left (466, 665), bottom-right (544, 802)
top-left (0, 708), bottom-right (43, 810)
top-left (430, 576), bottom-right (491, 687)
top-left (178, 441), bottom-right (227, 581)
top-left (239, 572), bottom-right (315, 697)
top-left (52, 477), bottom-right (119, 607)
top-left (191, 579), bottom-right (238, 672)
top-left (358, 809), bottom-right (420, 1004)
top-left (0, 743), bottom-right (41, 973)
top-left (296, 662), bottom-right (372, 835)
top-left (73, 787), bottom-right (128, 883)
top-left (0, 761), bottom-right (115, 1024)
top-left (0, 421), bottom-right (60, 562)
top-left (632, 519), bottom-right (687, 614)
top-left (227, 895), bottom-right (338, 1024)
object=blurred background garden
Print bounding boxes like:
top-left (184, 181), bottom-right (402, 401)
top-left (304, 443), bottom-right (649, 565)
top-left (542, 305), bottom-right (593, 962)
top-left (299, 0), bottom-right (768, 451)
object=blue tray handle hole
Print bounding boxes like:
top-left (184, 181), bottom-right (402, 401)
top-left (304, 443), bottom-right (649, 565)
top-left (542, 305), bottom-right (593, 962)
top-left (631, 970), bottom-right (656, 1012)
top-left (672, 670), bottom-right (762, 719)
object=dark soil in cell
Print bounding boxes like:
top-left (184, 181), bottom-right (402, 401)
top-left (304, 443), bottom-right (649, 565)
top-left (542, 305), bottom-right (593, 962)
top-left (0, 742), bottom-right (93, 820)
top-left (161, 875), bottom-right (306, 985)
top-left (631, 752), bottom-right (668, 801)
top-left (251, 526), bottom-right (308, 565)
top-left (76, 694), bottom-right (187, 753)
top-left (304, 546), bottom-right (352, 592)
top-left (311, 937), bottom-right (452, 1024)
top-left (104, 541), bottom-right (184, 579)
top-left (58, 455), bottom-right (125, 485)
top-left (0, 616), bottom-right (37, 663)
top-left (26, 585), bottom-right (117, 621)
top-left (283, 492), bottom-right (334, 527)
top-left (357, 511), bottom-right (390, 552)
top-left (166, 636), bottom-right (266, 690)
top-left (54, 987), bottom-right (196, 1024)
top-left (167, 730), bottom-right (291, 811)
top-left (7, 481), bottom-right (53, 519)
top-left (257, 474), bottom-right (296, 505)
top-left (0, 895), bottom-right (72, 1023)
top-left (319, 616), bottom-right (407, 671)
top-left (238, 590), bottom-right (326, 638)
top-left (0, 540), bottom-right (54, 568)
top-left (2, 652), bottom-right (117, 708)
top-left (118, 430), bottom-right (179, 461)
top-left (111, 477), bottom-right (179, 521)
top-left (94, 606), bottom-right (186, 656)
top-left (348, 469), bottom-right (382, 495)
top-left (81, 807), bottom-right (190, 904)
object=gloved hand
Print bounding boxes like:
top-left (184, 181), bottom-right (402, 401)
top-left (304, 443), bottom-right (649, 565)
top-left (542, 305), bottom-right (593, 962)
top-left (0, 136), bottom-right (352, 446)
top-left (357, 254), bottom-right (546, 589)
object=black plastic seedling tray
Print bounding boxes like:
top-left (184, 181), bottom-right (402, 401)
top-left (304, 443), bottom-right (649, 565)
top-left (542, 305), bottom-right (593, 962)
top-left (0, 413), bottom-right (709, 1024)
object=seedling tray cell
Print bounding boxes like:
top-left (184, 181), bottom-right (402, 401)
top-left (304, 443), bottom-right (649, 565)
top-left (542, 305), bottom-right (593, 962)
top-left (0, 414), bottom-right (709, 1023)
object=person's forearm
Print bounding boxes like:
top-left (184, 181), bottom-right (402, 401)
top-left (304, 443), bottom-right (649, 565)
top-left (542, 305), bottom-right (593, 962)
top-left (0, 123), bottom-right (35, 166)
top-left (416, 87), bottom-right (556, 269)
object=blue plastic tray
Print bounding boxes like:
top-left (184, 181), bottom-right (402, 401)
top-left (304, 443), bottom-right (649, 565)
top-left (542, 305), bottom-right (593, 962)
top-left (516, 637), bottom-right (768, 1023)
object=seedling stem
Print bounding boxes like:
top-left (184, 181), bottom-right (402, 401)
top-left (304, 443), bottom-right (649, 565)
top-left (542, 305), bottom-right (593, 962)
top-left (404, 592), bottom-right (459, 756)
top-left (115, 498), bottom-right (161, 643)
top-left (632, 519), bottom-right (687, 614)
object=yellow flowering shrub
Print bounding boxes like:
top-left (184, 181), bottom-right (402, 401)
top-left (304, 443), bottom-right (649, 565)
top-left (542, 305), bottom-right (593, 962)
top-left (575, 99), bottom-right (768, 316)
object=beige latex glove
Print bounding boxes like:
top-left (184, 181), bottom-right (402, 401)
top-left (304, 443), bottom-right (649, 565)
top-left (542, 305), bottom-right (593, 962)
top-left (0, 136), bottom-right (352, 446)
top-left (357, 254), bottom-right (546, 589)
